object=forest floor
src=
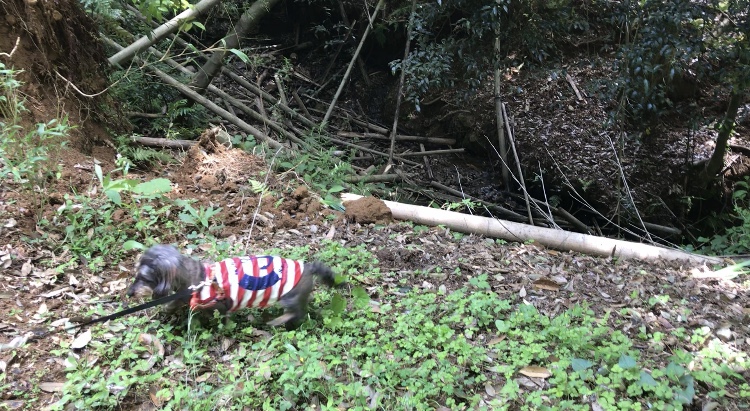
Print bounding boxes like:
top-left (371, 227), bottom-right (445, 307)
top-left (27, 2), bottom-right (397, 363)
top-left (0, 116), bottom-right (748, 410)
top-left (1, 1), bottom-right (750, 410)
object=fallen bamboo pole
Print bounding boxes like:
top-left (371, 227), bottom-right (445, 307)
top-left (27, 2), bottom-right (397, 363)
top-left (337, 131), bottom-right (456, 145)
top-left (109, 0), bottom-right (220, 66)
top-left (344, 174), bottom-right (401, 183)
top-left (341, 193), bottom-right (722, 265)
top-left (398, 148), bottom-right (464, 157)
top-left (131, 136), bottom-right (196, 149)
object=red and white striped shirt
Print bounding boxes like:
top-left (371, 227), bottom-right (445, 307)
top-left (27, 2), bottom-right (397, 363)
top-left (190, 256), bottom-right (303, 312)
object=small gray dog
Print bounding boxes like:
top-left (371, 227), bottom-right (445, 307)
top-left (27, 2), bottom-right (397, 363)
top-left (126, 244), bottom-right (339, 329)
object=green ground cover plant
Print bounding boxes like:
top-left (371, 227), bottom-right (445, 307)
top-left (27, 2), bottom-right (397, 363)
top-left (49, 242), bottom-right (749, 410)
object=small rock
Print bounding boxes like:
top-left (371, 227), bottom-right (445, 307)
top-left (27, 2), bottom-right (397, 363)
top-left (715, 327), bottom-right (732, 342)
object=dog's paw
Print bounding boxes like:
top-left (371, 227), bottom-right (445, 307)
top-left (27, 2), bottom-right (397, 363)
top-left (267, 312), bottom-right (297, 327)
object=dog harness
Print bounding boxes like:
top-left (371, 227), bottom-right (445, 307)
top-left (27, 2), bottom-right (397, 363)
top-left (190, 256), bottom-right (303, 312)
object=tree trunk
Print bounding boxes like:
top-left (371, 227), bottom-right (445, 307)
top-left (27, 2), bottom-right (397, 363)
top-left (189, 0), bottom-right (284, 95)
top-left (695, 90), bottom-right (743, 186)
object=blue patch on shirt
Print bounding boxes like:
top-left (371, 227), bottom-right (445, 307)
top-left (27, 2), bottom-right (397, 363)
top-left (238, 257), bottom-right (281, 291)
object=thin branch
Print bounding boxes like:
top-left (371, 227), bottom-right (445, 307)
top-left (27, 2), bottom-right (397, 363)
top-left (323, 0), bottom-right (384, 125)
top-left (388, 0), bottom-right (417, 164)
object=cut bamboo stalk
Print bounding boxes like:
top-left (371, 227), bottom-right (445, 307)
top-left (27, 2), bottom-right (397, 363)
top-left (109, 0), bottom-right (221, 66)
top-left (398, 148), bottom-right (464, 157)
top-left (132, 136), bottom-right (196, 149)
top-left (341, 193), bottom-right (722, 265)
top-left (337, 131), bottom-right (456, 145)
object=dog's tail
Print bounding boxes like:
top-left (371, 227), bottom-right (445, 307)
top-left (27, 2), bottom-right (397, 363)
top-left (306, 261), bottom-right (343, 288)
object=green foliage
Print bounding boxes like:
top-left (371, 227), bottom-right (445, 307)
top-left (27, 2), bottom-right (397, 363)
top-left (391, 0), bottom-right (611, 109)
top-left (51, 277), bottom-right (749, 410)
top-left (611, 0), bottom-right (750, 126)
top-left (175, 198), bottom-right (223, 234)
top-left (611, 0), bottom-right (705, 124)
top-left (51, 158), bottom-right (176, 268)
top-left (0, 63), bottom-right (71, 198)
top-left (132, 0), bottom-right (192, 23)
top-left (698, 178), bottom-right (750, 255)
top-left (276, 137), bottom-right (354, 211)
top-left (114, 135), bottom-right (175, 167)
top-left (443, 197), bottom-right (480, 213)
top-left (108, 68), bottom-right (211, 141)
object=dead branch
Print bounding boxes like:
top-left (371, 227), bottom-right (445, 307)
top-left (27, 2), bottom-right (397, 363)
top-left (291, 90), bottom-right (312, 118)
top-left (126, 112), bottom-right (166, 118)
top-left (565, 73), bottom-right (584, 102)
top-left (344, 174), bottom-right (401, 183)
top-left (641, 222), bottom-right (682, 238)
top-left (104, 36), bottom-right (284, 150)
top-left (421, 143), bottom-right (434, 180)
top-left (494, 37), bottom-right (509, 188)
top-left (145, 42), bottom-right (304, 146)
top-left (503, 102), bottom-right (532, 224)
top-left (224, 69), bottom-right (317, 129)
top-left (327, 136), bottom-right (421, 166)
top-left (348, 117), bottom-right (389, 134)
top-left (388, 0), bottom-right (417, 164)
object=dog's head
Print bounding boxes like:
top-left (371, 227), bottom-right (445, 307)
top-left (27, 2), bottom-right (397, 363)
top-left (126, 245), bottom-right (185, 299)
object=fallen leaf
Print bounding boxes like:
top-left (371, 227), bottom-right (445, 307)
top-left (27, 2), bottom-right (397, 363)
top-left (0, 336), bottom-right (28, 351)
top-left (532, 278), bottom-right (560, 291)
top-left (195, 372), bottom-right (212, 383)
top-left (488, 336), bottom-right (506, 345)
top-left (325, 225), bottom-right (336, 240)
top-left (518, 366), bottom-right (552, 379)
top-left (21, 261), bottom-right (32, 276)
top-left (41, 287), bottom-right (69, 298)
top-left (71, 330), bottom-right (92, 349)
top-left (484, 383), bottom-right (496, 396)
top-left (519, 286), bottom-right (527, 298)
top-left (0, 400), bottom-right (23, 410)
top-left (39, 382), bottom-right (65, 393)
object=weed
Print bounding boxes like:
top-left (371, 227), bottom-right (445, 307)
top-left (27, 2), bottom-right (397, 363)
top-left (0, 63), bottom-right (71, 214)
top-left (174, 198), bottom-right (223, 234)
top-left (52, 159), bottom-right (174, 267)
top-left (697, 177), bottom-right (750, 255)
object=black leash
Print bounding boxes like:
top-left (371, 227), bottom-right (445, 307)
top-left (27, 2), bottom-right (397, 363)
top-left (64, 288), bottom-right (195, 332)
top-left (27, 289), bottom-right (196, 341)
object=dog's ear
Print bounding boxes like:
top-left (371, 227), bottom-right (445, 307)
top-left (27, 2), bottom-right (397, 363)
top-left (152, 265), bottom-right (173, 297)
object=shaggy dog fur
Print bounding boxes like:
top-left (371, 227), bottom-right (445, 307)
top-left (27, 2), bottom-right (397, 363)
top-left (126, 244), bottom-right (338, 328)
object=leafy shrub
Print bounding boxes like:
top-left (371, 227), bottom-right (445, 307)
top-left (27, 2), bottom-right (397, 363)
top-left (611, 0), bottom-right (706, 125)
top-left (0, 63), bottom-right (71, 194)
top-left (698, 178), bottom-right (750, 255)
top-left (390, 0), bottom-right (615, 109)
